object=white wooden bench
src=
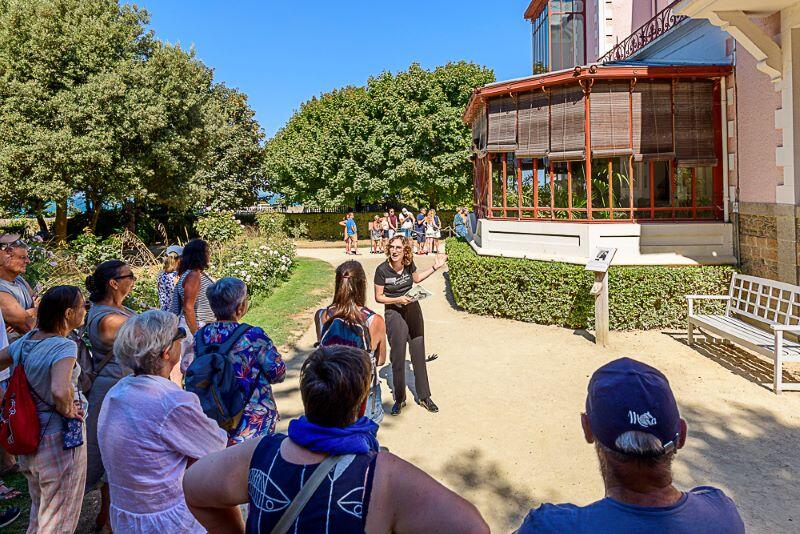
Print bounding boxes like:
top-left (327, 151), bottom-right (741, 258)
top-left (686, 273), bottom-right (800, 394)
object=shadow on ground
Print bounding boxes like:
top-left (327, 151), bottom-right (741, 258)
top-left (665, 330), bottom-right (800, 390)
top-left (440, 448), bottom-right (540, 531)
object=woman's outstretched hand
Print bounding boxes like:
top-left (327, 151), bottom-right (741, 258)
top-left (434, 254), bottom-right (448, 271)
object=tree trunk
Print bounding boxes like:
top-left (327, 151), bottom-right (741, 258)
top-left (88, 193), bottom-right (101, 233)
top-left (54, 198), bottom-right (68, 243)
top-left (123, 200), bottom-right (136, 234)
top-left (35, 213), bottom-right (50, 238)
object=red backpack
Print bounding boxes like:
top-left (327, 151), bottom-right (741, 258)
top-left (0, 342), bottom-right (42, 455)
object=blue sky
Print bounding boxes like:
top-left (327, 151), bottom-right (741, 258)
top-left (128, 1), bottom-right (534, 138)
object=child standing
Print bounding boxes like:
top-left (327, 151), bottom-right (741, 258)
top-left (370, 215), bottom-right (382, 253)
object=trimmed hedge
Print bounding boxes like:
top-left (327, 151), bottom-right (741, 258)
top-left (238, 211), bottom-right (456, 241)
top-left (445, 238), bottom-right (736, 330)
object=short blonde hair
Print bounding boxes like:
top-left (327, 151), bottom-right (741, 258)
top-left (114, 310), bottom-right (178, 375)
top-left (163, 253), bottom-right (180, 273)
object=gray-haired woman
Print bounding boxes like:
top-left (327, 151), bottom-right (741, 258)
top-left (98, 310), bottom-right (226, 533)
top-left (191, 277), bottom-right (285, 445)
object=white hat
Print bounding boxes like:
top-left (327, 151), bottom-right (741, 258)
top-left (166, 245), bottom-right (184, 256)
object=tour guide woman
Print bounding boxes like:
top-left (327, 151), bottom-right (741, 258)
top-left (374, 235), bottom-right (446, 415)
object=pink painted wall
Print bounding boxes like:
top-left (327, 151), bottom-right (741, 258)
top-left (736, 15), bottom-right (782, 204)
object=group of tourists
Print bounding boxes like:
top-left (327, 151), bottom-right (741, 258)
top-left (0, 230), bottom-right (747, 533)
top-left (343, 206), bottom-right (472, 256)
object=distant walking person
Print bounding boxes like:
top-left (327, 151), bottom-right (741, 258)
top-left (339, 212), bottom-right (358, 255)
top-left (370, 215), bottom-right (382, 254)
top-left (415, 208), bottom-right (428, 254)
top-left (388, 208), bottom-right (398, 238)
top-left (374, 235), bottom-right (446, 415)
top-left (454, 208), bottom-right (469, 239)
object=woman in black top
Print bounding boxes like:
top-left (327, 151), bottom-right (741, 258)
top-left (374, 235), bottom-right (446, 415)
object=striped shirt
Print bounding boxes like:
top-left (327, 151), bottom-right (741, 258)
top-left (170, 270), bottom-right (216, 323)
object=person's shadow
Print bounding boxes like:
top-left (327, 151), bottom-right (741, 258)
top-left (378, 361), bottom-right (418, 402)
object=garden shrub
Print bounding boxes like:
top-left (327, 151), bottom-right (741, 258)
top-left (445, 238), bottom-right (735, 330)
top-left (196, 210), bottom-right (244, 244)
top-left (256, 212), bottom-right (287, 238)
top-left (71, 229), bottom-right (123, 272)
top-left (214, 239), bottom-right (295, 294)
top-left (124, 267), bottom-right (160, 312)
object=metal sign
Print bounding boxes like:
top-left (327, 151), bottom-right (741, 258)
top-left (585, 247), bottom-right (617, 273)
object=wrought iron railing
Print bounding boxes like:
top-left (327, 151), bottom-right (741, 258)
top-left (599, 1), bottom-right (688, 63)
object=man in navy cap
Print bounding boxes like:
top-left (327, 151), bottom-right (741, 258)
top-left (516, 357), bottom-right (744, 533)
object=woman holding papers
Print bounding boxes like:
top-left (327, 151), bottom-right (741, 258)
top-left (374, 235), bottom-right (446, 416)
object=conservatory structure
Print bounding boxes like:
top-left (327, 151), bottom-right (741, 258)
top-left (464, 0), bottom-right (737, 266)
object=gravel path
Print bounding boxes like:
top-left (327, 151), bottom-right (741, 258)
top-left (269, 247), bottom-right (800, 532)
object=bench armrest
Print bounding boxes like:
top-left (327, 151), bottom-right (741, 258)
top-left (686, 295), bottom-right (730, 316)
top-left (771, 324), bottom-right (800, 332)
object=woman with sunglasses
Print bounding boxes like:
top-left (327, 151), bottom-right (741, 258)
top-left (84, 259), bottom-right (137, 532)
top-left (98, 310), bottom-right (226, 533)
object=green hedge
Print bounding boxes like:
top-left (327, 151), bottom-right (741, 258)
top-left (445, 238), bottom-right (736, 330)
top-left (279, 210), bottom-right (456, 240)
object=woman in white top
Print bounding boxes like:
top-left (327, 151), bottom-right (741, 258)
top-left (98, 310), bottom-right (227, 533)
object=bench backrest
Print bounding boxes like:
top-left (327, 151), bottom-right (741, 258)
top-left (727, 273), bottom-right (800, 327)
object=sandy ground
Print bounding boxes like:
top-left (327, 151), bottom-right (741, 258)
top-left (73, 245), bottom-right (800, 533)
top-left (268, 247), bottom-right (800, 533)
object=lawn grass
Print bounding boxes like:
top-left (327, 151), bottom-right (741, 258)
top-left (243, 256), bottom-right (335, 348)
top-left (3, 471), bottom-right (30, 533)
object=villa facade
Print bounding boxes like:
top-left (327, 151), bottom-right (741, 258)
top-left (466, 0), bottom-right (800, 283)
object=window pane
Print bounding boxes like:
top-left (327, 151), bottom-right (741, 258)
top-left (633, 162), bottom-right (650, 209)
top-left (571, 161), bottom-right (587, 213)
top-left (553, 161), bottom-right (569, 218)
top-left (491, 155), bottom-right (503, 207)
top-left (675, 167), bottom-right (692, 207)
top-left (551, 14), bottom-right (566, 71)
top-left (521, 159), bottom-right (535, 207)
top-left (506, 154), bottom-right (518, 207)
top-left (653, 161), bottom-right (671, 207)
top-left (696, 167), bottom-right (714, 206)
top-left (612, 158), bottom-right (632, 209)
top-left (538, 162), bottom-right (551, 208)
top-left (573, 15), bottom-right (585, 66)
top-left (591, 159), bottom-right (611, 211)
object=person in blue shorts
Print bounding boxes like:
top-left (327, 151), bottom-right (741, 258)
top-left (414, 207), bottom-right (427, 254)
top-left (517, 357), bottom-right (744, 534)
top-left (338, 211), bottom-right (359, 255)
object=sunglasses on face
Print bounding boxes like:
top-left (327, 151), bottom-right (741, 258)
top-left (171, 328), bottom-right (187, 344)
top-left (114, 273), bottom-right (137, 281)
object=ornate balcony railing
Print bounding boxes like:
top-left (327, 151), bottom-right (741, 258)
top-left (599, 1), bottom-right (688, 63)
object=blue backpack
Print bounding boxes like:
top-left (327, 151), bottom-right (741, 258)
top-left (316, 308), bottom-right (384, 424)
top-left (185, 323), bottom-right (252, 432)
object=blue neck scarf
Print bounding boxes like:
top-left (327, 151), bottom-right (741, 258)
top-left (288, 416), bottom-right (379, 455)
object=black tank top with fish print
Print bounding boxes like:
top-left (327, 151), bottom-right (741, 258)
top-left (246, 434), bottom-right (378, 533)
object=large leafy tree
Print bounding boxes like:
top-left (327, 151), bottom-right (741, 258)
top-left (0, 0), bottom-right (264, 239)
top-left (264, 61), bottom-right (494, 209)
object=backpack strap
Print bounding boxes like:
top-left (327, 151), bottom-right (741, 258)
top-left (270, 454), bottom-right (343, 534)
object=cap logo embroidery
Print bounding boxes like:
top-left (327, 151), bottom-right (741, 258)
top-left (628, 410), bottom-right (657, 427)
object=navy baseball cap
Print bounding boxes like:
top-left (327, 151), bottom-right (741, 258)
top-left (586, 358), bottom-right (681, 455)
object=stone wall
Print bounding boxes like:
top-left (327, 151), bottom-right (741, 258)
top-left (737, 202), bottom-right (799, 284)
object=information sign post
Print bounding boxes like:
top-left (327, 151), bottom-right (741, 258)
top-left (585, 248), bottom-right (617, 347)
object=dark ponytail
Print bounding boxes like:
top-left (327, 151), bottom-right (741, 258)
top-left (37, 285), bottom-right (83, 333)
top-left (178, 239), bottom-right (210, 275)
top-left (85, 260), bottom-right (126, 303)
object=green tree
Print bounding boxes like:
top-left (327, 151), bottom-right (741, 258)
top-left (263, 61), bottom-right (494, 209)
top-left (190, 83), bottom-right (266, 211)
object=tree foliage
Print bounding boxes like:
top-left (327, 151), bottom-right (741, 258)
top-left (264, 61), bottom-right (494, 209)
top-left (0, 0), bottom-right (265, 239)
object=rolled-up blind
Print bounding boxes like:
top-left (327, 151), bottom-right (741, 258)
top-left (674, 80), bottom-right (717, 167)
top-left (516, 91), bottom-right (549, 157)
top-left (632, 81), bottom-right (674, 160)
top-left (472, 105), bottom-right (488, 153)
top-left (487, 96), bottom-right (517, 151)
top-left (590, 82), bottom-right (632, 157)
top-left (549, 85), bottom-right (585, 160)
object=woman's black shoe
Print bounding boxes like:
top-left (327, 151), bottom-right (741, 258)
top-left (419, 397), bottom-right (439, 413)
top-left (390, 401), bottom-right (406, 416)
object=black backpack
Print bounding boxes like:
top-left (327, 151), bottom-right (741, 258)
top-left (184, 324), bottom-right (252, 431)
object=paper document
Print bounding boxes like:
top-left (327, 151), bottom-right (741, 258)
top-left (406, 285), bottom-right (433, 301)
